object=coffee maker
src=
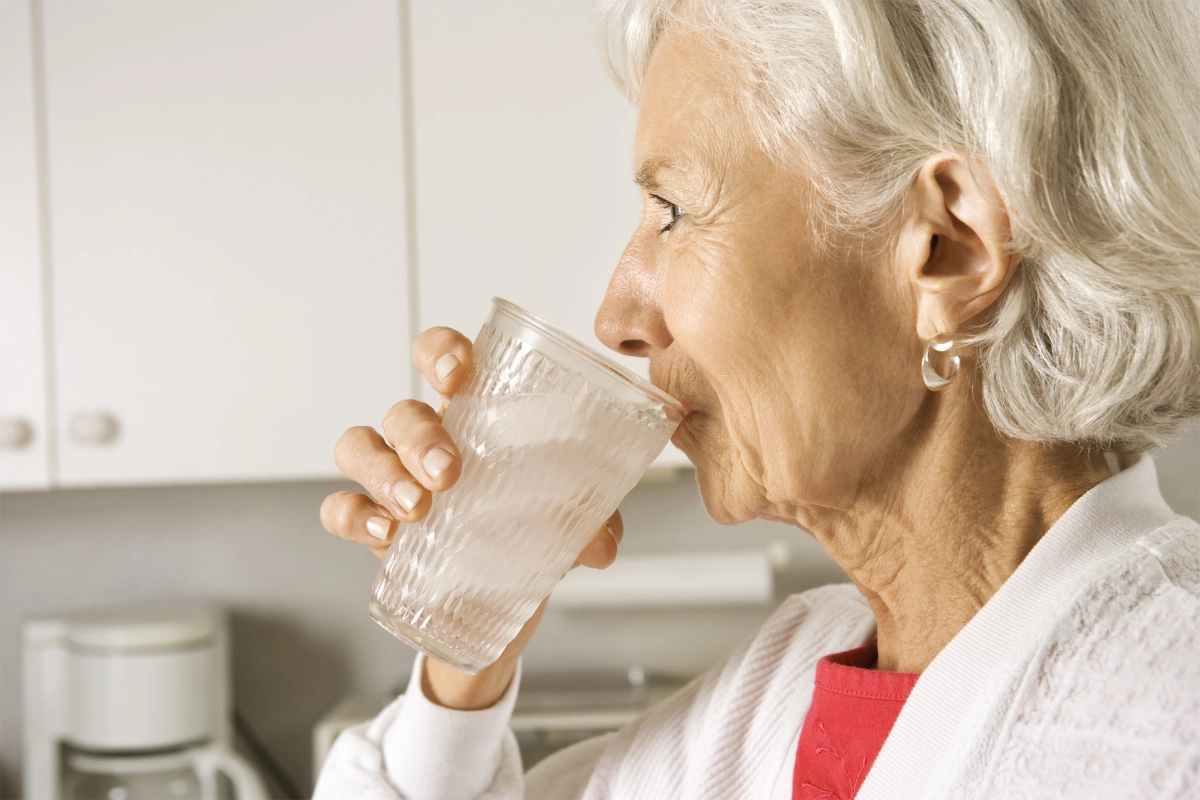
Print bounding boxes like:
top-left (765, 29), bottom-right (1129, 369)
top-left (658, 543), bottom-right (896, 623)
top-left (22, 606), bottom-right (270, 799)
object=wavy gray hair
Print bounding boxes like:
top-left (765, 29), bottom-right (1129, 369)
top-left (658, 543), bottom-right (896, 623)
top-left (594, 0), bottom-right (1200, 454)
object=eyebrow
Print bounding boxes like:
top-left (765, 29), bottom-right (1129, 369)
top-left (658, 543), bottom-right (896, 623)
top-left (634, 156), bottom-right (676, 190)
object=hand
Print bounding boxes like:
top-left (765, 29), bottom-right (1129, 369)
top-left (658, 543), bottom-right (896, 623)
top-left (320, 326), bottom-right (624, 709)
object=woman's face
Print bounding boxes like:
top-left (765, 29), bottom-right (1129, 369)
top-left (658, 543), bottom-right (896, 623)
top-left (595, 29), bottom-right (927, 525)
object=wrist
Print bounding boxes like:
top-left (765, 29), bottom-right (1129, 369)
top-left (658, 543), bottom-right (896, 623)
top-left (418, 596), bottom-right (546, 710)
top-left (421, 652), bottom-right (518, 711)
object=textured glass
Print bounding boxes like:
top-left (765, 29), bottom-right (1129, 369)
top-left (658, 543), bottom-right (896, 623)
top-left (370, 304), bottom-right (680, 673)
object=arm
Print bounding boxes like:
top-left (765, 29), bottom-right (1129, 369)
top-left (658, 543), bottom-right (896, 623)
top-left (313, 655), bottom-right (524, 800)
top-left (314, 599), bottom-right (546, 799)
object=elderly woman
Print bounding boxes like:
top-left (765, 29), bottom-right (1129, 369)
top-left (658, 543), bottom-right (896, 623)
top-left (314, 0), bottom-right (1200, 797)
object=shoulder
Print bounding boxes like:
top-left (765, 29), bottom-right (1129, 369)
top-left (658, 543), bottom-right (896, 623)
top-left (1133, 514), bottom-right (1200, 595)
top-left (752, 582), bottom-right (874, 650)
top-left (546, 583), bottom-right (874, 799)
top-left (695, 583), bottom-right (874, 724)
top-left (1076, 514), bottom-right (1200, 646)
top-left (636, 582), bottom-right (876, 721)
top-left (985, 517), bottom-right (1200, 797)
top-left (1047, 514), bottom-right (1200, 683)
top-left (626, 581), bottom-right (872, 725)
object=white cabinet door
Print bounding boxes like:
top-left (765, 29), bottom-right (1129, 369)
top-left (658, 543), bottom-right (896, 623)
top-left (40, 0), bottom-right (411, 486)
top-left (410, 0), bottom-right (689, 468)
top-left (0, 0), bottom-right (51, 490)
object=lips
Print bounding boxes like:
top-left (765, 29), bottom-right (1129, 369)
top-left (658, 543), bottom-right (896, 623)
top-left (657, 385), bottom-right (696, 415)
top-left (664, 397), bottom-right (698, 425)
top-left (659, 386), bottom-right (702, 426)
top-left (648, 355), bottom-right (703, 418)
top-left (670, 409), bottom-right (701, 451)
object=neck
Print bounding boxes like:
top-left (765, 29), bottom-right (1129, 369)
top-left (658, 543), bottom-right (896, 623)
top-left (795, 378), bottom-right (1112, 674)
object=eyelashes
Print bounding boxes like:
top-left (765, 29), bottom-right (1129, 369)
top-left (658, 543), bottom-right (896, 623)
top-left (650, 194), bottom-right (684, 234)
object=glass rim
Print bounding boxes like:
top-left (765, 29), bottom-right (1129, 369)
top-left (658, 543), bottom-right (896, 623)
top-left (490, 297), bottom-right (685, 415)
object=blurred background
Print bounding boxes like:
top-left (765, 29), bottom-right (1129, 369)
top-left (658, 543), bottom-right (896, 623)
top-left (1, 1), bottom-right (1196, 798)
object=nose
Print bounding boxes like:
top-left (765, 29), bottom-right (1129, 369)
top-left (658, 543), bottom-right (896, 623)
top-left (595, 233), bottom-right (673, 357)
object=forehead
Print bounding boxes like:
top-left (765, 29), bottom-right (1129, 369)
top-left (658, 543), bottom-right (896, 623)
top-left (633, 28), bottom-right (752, 179)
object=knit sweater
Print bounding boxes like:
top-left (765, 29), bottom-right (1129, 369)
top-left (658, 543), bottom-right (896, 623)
top-left (314, 456), bottom-right (1200, 799)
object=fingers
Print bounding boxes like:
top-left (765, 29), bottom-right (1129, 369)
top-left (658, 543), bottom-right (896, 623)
top-left (323, 325), bottom-right (471, 562)
top-left (381, 400), bottom-right (462, 491)
top-left (575, 510), bottom-right (624, 570)
top-left (334, 425), bottom-right (434, 521)
top-left (413, 327), bottom-right (473, 400)
top-left (320, 491), bottom-right (395, 559)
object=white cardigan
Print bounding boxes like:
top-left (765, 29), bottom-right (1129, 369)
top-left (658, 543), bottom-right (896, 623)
top-left (315, 456), bottom-right (1200, 799)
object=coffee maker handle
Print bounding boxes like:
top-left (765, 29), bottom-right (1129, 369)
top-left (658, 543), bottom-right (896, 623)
top-left (189, 744), bottom-right (271, 800)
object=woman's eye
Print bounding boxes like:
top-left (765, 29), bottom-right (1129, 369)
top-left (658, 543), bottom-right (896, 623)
top-left (651, 195), bottom-right (684, 234)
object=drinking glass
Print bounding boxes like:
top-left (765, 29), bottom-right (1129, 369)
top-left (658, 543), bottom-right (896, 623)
top-left (369, 298), bottom-right (683, 674)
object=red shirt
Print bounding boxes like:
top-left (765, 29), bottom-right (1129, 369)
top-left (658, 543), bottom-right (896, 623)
top-left (792, 640), bottom-right (920, 800)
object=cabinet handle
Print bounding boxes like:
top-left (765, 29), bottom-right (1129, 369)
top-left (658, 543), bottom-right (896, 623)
top-left (69, 412), bottom-right (120, 446)
top-left (0, 418), bottom-right (35, 450)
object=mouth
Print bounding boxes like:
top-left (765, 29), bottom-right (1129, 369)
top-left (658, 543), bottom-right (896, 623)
top-left (673, 405), bottom-right (702, 428)
top-left (659, 385), bottom-right (702, 427)
top-left (665, 398), bottom-right (698, 425)
top-left (670, 410), bottom-right (700, 450)
top-left (655, 383), bottom-right (696, 415)
top-left (647, 356), bottom-right (702, 420)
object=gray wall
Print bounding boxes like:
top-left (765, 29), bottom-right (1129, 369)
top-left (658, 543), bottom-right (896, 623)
top-left (1, 426), bottom-right (1196, 798)
top-left (0, 471), bottom-right (846, 799)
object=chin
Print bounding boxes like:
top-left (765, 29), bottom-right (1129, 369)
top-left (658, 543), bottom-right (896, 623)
top-left (693, 465), bottom-right (761, 525)
top-left (673, 411), bottom-right (767, 525)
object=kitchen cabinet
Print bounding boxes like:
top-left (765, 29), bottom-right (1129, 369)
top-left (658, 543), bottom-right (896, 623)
top-left (0, 0), bottom-right (51, 489)
top-left (35, 0), bottom-right (411, 486)
top-left (2, 0), bottom-right (686, 491)
top-left (409, 0), bottom-right (691, 469)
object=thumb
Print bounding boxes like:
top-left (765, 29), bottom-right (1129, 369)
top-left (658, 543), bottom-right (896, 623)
top-left (573, 510), bottom-right (623, 570)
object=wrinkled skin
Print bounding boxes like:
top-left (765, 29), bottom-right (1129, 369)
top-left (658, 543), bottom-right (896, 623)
top-left (594, 28), bottom-right (1109, 674)
top-left (323, 26), bottom-right (1111, 707)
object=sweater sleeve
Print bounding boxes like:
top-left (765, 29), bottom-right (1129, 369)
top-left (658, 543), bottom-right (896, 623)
top-left (313, 654), bottom-right (525, 800)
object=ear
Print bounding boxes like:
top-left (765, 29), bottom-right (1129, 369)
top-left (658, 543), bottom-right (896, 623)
top-left (900, 155), bottom-right (1017, 342)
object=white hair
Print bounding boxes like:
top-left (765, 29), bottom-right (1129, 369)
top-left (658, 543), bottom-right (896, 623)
top-left (594, 0), bottom-right (1200, 454)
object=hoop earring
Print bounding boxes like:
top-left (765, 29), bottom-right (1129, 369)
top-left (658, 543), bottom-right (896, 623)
top-left (921, 333), bottom-right (960, 391)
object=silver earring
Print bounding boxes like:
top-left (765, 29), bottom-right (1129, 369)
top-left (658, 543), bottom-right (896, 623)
top-left (921, 333), bottom-right (960, 391)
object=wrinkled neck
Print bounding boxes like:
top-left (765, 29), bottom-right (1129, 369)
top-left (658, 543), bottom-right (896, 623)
top-left (794, 376), bottom-right (1112, 673)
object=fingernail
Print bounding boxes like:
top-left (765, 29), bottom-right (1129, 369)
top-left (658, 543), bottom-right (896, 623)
top-left (435, 353), bottom-right (460, 382)
top-left (366, 516), bottom-right (392, 541)
top-left (391, 480), bottom-right (423, 513)
top-left (423, 447), bottom-right (454, 479)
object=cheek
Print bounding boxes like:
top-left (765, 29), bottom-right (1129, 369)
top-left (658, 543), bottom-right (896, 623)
top-left (759, 271), bottom-right (920, 506)
top-left (661, 233), bottom-right (922, 511)
top-left (663, 225), bottom-right (815, 436)
top-left (662, 247), bottom-right (768, 458)
top-left (662, 246), bottom-right (723, 344)
top-left (661, 236), bottom-right (769, 378)
top-left (658, 239), bottom-right (789, 515)
top-left (677, 407), bottom-right (769, 524)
